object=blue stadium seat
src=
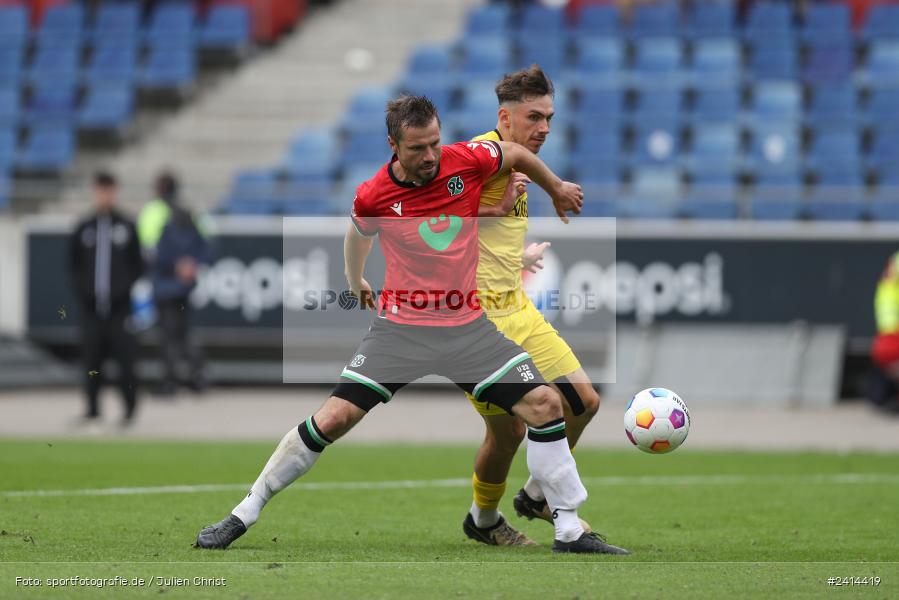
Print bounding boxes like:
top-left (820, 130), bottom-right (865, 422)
top-left (85, 41), bottom-right (137, 86)
top-left (78, 85), bottom-right (134, 130)
top-left (631, 122), bottom-right (681, 167)
top-left (0, 173), bottom-right (9, 209)
top-left (868, 131), bottom-right (899, 178)
top-left (681, 1), bottom-right (734, 39)
top-left (806, 84), bottom-right (858, 132)
top-left (806, 130), bottom-right (861, 174)
top-left (575, 87), bottom-right (624, 134)
top-left (342, 87), bottom-right (393, 133)
top-left (449, 85), bottom-right (499, 139)
top-left (28, 46), bottom-right (80, 87)
top-left (630, 38), bottom-right (684, 89)
top-left (859, 41), bottom-right (899, 88)
top-left (563, 38), bottom-right (623, 88)
top-left (863, 4), bottom-right (899, 41)
top-left (0, 127), bottom-right (16, 172)
top-left (515, 4), bottom-right (566, 39)
top-left (802, 42), bottom-right (853, 84)
top-left (806, 180), bottom-right (865, 221)
top-left (145, 3), bottom-right (195, 46)
top-left (139, 44), bottom-right (196, 89)
top-left (199, 4), bottom-right (251, 51)
top-left (516, 38), bottom-right (567, 75)
top-left (0, 5), bottom-right (28, 47)
top-left (748, 45), bottom-right (798, 81)
top-left (689, 38), bottom-right (741, 88)
top-left (578, 182), bottom-right (619, 217)
top-left (571, 134), bottom-right (622, 184)
top-left (689, 87), bottom-right (740, 125)
top-left (749, 175), bottom-right (804, 220)
top-left (0, 88), bottom-right (19, 127)
top-left (35, 4), bottom-right (84, 47)
top-left (15, 126), bottom-right (75, 172)
top-left (744, 2), bottom-right (794, 47)
top-left (464, 4), bottom-right (509, 36)
top-left (26, 84), bottom-right (77, 126)
top-left (629, 2), bottom-right (679, 39)
top-left (630, 87), bottom-right (682, 127)
top-left (282, 179), bottom-right (333, 215)
top-left (284, 129), bottom-right (339, 179)
top-left (225, 169), bottom-right (278, 212)
top-left (457, 39), bottom-right (511, 84)
top-left (748, 126), bottom-right (802, 177)
top-left (572, 5), bottom-right (620, 40)
top-left (396, 77), bottom-right (454, 116)
top-left (864, 88), bottom-right (899, 131)
top-left (405, 45), bottom-right (454, 79)
top-left (681, 192), bottom-right (739, 220)
top-left (88, 1), bottom-right (140, 43)
top-left (341, 130), bottom-right (390, 167)
top-left (0, 42), bottom-right (23, 88)
top-left (869, 173), bottom-right (899, 220)
top-left (620, 166), bottom-right (683, 218)
top-left (802, 3), bottom-right (851, 45)
top-left (685, 124), bottom-right (741, 174)
top-left (748, 81), bottom-right (801, 127)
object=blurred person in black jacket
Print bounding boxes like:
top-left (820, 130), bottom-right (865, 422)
top-left (151, 204), bottom-right (214, 395)
top-left (69, 171), bottom-right (145, 426)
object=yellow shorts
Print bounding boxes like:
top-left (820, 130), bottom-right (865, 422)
top-left (467, 300), bottom-right (581, 416)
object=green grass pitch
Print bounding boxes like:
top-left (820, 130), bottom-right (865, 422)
top-left (1, 440), bottom-right (898, 598)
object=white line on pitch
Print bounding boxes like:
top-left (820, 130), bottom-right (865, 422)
top-left (3, 473), bottom-right (899, 499)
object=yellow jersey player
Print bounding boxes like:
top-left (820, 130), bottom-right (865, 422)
top-left (462, 66), bottom-right (625, 554)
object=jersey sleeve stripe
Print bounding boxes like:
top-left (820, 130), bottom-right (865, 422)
top-left (488, 139), bottom-right (503, 175)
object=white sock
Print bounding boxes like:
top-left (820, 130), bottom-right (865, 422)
top-left (523, 476), bottom-right (544, 502)
top-left (553, 509), bottom-right (585, 542)
top-left (232, 426), bottom-right (322, 527)
top-left (525, 422), bottom-right (588, 543)
top-left (470, 501), bottom-right (500, 528)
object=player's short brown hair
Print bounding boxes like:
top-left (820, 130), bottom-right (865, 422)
top-left (93, 170), bottom-right (117, 188)
top-left (495, 64), bottom-right (555, 105)
top-left (385, 95), bottom-right (441, 142)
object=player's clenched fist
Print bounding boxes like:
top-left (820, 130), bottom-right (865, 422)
top-left (551, 181), bottom-right (584, 224)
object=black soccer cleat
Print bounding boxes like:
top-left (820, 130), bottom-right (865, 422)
top-left (513, 488), bottom-right (593, 532)
top-left (552, 531), bottom-right (631, 555)
top-left (463, 513), bottom-right (536, 546)
top-left (513, 488), bottom-right (552, 523)
top-left (194, 514), bottom-right (247, 549)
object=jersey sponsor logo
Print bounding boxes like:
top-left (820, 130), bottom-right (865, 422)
top-left (390, 202), bottom-right (402, 215)
top-left (349, 354), bottom-right (366, 368)
top-left (417, 214), bottom-right (463, 251)
top-left (447, 175), bottom-right (464, 197)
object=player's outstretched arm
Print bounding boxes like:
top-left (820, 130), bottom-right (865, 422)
top-left (344, 223), bottom-right (375, 308)
top-left (496, 141), bottom-right (583, 223)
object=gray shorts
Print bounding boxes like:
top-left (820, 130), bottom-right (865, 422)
top-left (333, 314), bottom-right (545, 413)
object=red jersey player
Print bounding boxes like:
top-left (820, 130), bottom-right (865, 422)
top-left (196, 96), bottom-right (629, 555)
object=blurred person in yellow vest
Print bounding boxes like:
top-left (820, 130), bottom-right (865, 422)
top-left (868, 251), bottom-right (899, 414)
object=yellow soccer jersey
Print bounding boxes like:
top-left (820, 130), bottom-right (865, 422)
top-left (472, 129), bottom-right (530, 317)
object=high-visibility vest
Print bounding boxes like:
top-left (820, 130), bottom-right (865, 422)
top-left (876, 267), bottom-right (899, 335)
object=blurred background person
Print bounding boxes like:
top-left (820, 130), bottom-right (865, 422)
top-left (150, 202), bottom-right (214, 396)
top-left (68, 171), bottom-right (144, 427)
top-left (869, 252), bottom-right (899, 414)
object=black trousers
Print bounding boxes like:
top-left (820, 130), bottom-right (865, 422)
top-left (157, 298), bottom-right (205, 387)
top-left (81, 310), bottom-right (138, 419)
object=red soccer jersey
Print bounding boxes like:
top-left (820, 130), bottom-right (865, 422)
top-left (351, 140), bottom-right (504, 326)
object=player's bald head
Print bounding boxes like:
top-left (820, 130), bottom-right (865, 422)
top-left (385, 95), bottom-right (441, 142)
top-left (495, 65), bottom-right (555, 106)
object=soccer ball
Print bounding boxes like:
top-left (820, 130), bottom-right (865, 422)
top-left (624, 387), bottom-right (691, 454)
